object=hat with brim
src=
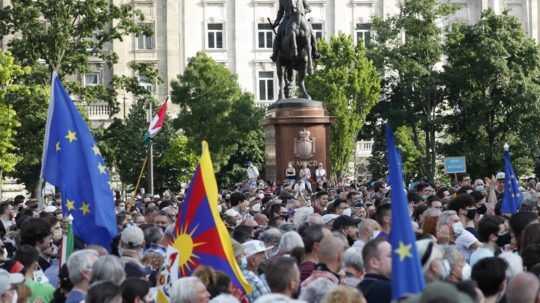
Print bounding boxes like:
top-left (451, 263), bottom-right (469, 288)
top-left (0, 269), bottom-right (23, 295)
top-left (242, 240), bottom-right (272, 258)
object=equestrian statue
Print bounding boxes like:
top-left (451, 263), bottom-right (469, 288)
top-left (270, 0), bottom-right (319, 100)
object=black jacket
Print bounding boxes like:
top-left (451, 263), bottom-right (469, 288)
top-left (357, 273), bottom-right (392, 303)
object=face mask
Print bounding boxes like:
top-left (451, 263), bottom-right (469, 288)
top-left (240, 256), bottom-right (248, 269)
top-left (461, 263), bottom-right (471, 280)
top-left (466, 209), bottom-right (476, 220)
top-left (343, 208), bottom-right (352, 216)
top-left (452, 222), bottom-right (464, 236)
top-left (475, 185), bottom-right (485, 192)
top-left (440, 260), bottom-right (450, 280)
top-left (477, 204), bottom-right (487, 215)
top-left (11, 290), bottom-right (17, 303)
top-left (257, 193), bottom-right (264, 199)
top-left (496, 233), bottom-right (511, 248)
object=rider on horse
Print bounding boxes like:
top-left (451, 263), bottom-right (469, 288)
top-left (270, 0), bottom-right (320, 63)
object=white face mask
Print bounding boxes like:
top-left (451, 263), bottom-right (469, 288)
top-left (461, 263), bottom-right (471, 280)
top-left (343, 208), bottom-right (352, 216)
top-left (452, 222), bottom-right (464, 236)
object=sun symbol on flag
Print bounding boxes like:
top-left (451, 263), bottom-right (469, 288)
top-left (171, 224), bottom-right (206, 275)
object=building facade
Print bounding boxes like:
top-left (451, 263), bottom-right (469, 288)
top-left (107, 0), bottom-right (539, 118)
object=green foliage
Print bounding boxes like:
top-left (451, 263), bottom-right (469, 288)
top-left (160, 134), bottom-right (198, 187)
top-left (171, 52), bottom-right (264, 184)
top-left (306, 34), bottom-right (381, 179)
top-left (444, 10), bottom-right (540, 177)
top-left (0, 0), bottom-right (148, 193)
top-left (366, 0), bottom-right (457, 182)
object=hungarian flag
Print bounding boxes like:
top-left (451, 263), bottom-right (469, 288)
top-left (145, 98), bottom-right (168, 142)
top-left (60, 216), bottom-right (74, 265)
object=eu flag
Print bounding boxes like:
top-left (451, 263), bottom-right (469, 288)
top-left (40, 73), bottom-right (117, 248)
top-left (386, 125), bottom-right (425, 300)
top-left (501, 147), bottom-right (523, 214)
top-left (169, 141), bottom-right (251, 293)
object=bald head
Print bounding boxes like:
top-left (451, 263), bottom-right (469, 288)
top-left (507, 272), bottom-right (540, 303)
top-left (318, 235), bottom-right (345, 265)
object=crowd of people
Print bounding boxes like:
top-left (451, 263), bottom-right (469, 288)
top-left (1, 170), bottom-right (540, 303)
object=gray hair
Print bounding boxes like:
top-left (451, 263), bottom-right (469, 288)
top-left (259, 227), bottom-right (282, 247)
top-left (437, 210), bottom-right (458, 228)
top-left (67, 249), bottom-right (99, 285)
top-left (90, 255), bottom-right (126, 285)
top-left (299, 277), bottom-right (338, 303)
top-left (277, 231), bottom-right (304, 254)
top-left (144, 226), bottom-right (164, 245)
top-left (170, 277), bottom-right (204, 303)
top-left (343, 247), bottom-right (363, 272)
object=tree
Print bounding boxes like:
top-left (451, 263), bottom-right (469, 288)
top-left (306, 34), bottom-right (381, 179)
top-left (171, 52), bottom-right (264, 181)
top-left (0, 52), bottom-right (23, 175)
top-left (367, 0), bottom-right (456, 182)
top-left (160, 134), bottom-right (198, 187)
top-left (443, 10), bottom-right (540, 177)
top-left (0, 0), bottom-right (148, 193)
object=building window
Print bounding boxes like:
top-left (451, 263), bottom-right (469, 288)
top-left (258, 23), bottom-right (274, 49)
top-left (355, 23), bottom-right (371, 47)
top-left (136, 23), bottom-right (155, 50)
top-left (312, 22), bottom-right (324, 40)
top-left (84, 72), bottom-right (101, 87)
top-left (138, 75), bottom-right (155, 93)
top-left (258, 71), bottom-right (275, 101)
top-left (207, 23), bottom-right (224, 49)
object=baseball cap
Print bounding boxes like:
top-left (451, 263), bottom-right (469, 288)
top-left (121, 225), bottom-right (145, 248)
top-left (242, 240), bottom-right (271, 258)
top-left (496, 172), bottom-right (505, 180)
top-left (332, 215), bottom-right (362, 230)
top-left (44, 205), bottom-right (57, 213)
top-left (321, 214), bottom-right (339, 225)
top-left (0, 269), bottom-right (23, 295)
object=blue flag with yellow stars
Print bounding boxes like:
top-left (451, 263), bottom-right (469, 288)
top-left (385, 125), bottom-right (425, 300)
top-left (501, 148), bottom-right (523, 214)
top-left (40, 73), bottom-right (117, 248)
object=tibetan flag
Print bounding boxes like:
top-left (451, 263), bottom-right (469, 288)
top-left (169, 141), bottom-right (252, 293)
top-left (501, 146), bottom-right (523, 214)
top-left (145, 98), bottom-right (168, 142)
top-left (386, 125), bottom-right (425, 300)
top-left (41, 73), bottom-right (117, 248)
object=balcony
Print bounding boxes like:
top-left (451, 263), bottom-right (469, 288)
top-left (255, 100), bottom-right (274, 109)
top-left (86, 103), bottom-right (112, 121)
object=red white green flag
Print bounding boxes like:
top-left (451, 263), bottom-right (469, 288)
top-left (146, 98), bottom-right (169, 140)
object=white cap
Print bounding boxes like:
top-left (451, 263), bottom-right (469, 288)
top-left (321, 214), bottom-right (339, 225)
top-left (496, 172), bottom-right (506, 180)
top-left (121, 225), bottom-right (145, 248)
top-left (0, 269), bottom-right (23, 295)
top-left (224, 208), bottom-right (240, 218)
top-left (242, 240), bottom-right (271, 258)
top-left (44, 205), bottom-right (57, 213)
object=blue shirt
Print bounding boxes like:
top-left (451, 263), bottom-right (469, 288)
top-left (65, 289), bottom-right (86, 303)
top-left (242, 269), bottom-right (270, 302)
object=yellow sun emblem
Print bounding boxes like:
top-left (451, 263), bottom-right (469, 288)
top-left (171, 224), bottom-right (206, 275)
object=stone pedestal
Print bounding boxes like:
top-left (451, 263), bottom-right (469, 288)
top-left (263, 99), bottom-right (334, 183)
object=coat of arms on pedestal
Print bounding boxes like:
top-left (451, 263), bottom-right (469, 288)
top-left (294, 128), bottom-right (316, 160)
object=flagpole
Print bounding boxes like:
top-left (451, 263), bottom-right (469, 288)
top-left (148, 102), bottom-right (154, 196)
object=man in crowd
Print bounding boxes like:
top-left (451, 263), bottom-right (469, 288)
top-left (358, 238), bottom-right (392, 303)
top-left (241, 240), bottom-right (270, 302)
top-left (66, 249), bottom-right (99, 303)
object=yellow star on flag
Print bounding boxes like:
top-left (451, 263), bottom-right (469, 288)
top-left (55, 142), bottom-right (61, 152)
top-left (92, 144), bottom-right (101, 156)
top-left (65, 130), bottom-right (77, 143)
top-left (395, 241), bottom-right (412, 261)
top-left (98, 163), bottom-right (107, 174)
top-left (80, 202), bottom-right (90, 215)
top-left (66, 199), bottom-right (75, 211)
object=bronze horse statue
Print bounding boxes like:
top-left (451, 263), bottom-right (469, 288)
top-left (272, 0), bottom-right (316, 100)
